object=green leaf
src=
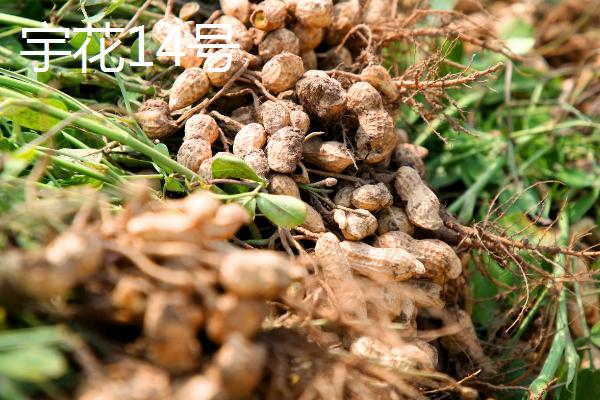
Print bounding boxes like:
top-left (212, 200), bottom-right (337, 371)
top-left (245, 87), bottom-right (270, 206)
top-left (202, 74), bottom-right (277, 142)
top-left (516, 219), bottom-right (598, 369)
top-left (3, 99), bottom-right (68, 132)
top-left (591, 322), bottom-right (600, 348)
top-left (153, 143), bottom-right (172, 174)
top-left (567, 187), bottom-right (599, 223)
top-left (569, 369), bottom-right (600, 400)
top-left (82, 0), bottom-right (125, 23)
top-left (164, 176), bottom-right (185, 193)
top-left (211, 155), bottom-right (266, 184)
top-left (256, 193), bottom-right (306, 228)
top-left (237, 196), bottom-right (256, 220)
top-left (68, 32), bottom-right (101, 56)
top-left (0, 346), bottom-right (67, 383)
top-left (0, 326), bottom-right (67, 351)
top-left (556, 169), bottom-right (595, 189)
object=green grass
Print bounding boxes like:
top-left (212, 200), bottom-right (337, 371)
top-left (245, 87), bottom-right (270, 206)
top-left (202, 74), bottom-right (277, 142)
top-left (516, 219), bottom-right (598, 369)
top-left (399, 36), bottom-right (600, 400)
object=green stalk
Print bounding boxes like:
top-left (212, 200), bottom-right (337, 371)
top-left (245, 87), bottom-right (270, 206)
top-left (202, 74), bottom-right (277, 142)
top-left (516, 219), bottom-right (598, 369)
top-left (528, 213), bottom-right (578, 398)
top-left (35, 149), bottom-right (115, 184)
top-left (0, 89), bottom-right (197, 180)
top-left (0, 13), bottom-right (47, 29)
top-left (511, 120), bottom-right (600, 139)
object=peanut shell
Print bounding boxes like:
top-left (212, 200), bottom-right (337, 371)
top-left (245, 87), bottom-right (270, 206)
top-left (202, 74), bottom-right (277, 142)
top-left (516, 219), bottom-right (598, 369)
top-left (295, 0), bottom-right (334, 28)
top-left (314, 233), bottom-right (368, 320)
top-left (266, 127), bottom-right (304, 173)
top-left (376, 207), bottom-right (414, 235)
top-left (394, 166), bottom-right (443, 230)
top-left (220, 0), bottom-right (251, 23)
top-left (260, 100), bottom-right (291, 134)
top-left (258, 28), bottom-right (301, 61)
top-left (177, 138), bottom-right (212, 172)
top-left (302, 137), bottom-right (354, 173)
top-left (135, 99), bottom-right (178, 139)
top-left (262, 52), bottom-right (305, 93)
top-left (333, 209), bottom-right (377, 241)
top-left (374, 231), bottom-right (462, 280)
top-left (184, 114), bottom-right (219, 144)
top-left (296, 70), bottom-right (347, 121)
top-left (339, 241), bottom-right (426, 282)
top-left (244, 149), bottom-right (270, 178)
top-left (204, 48), bottom-right (245, 87)
top-left (250, 0), bottom-right (288, 31)
top-left (233, 123), bottom-right (267, 157)
top-left (351, 183), bottom-right (393, 211)
top-left (219, 250), bottom-right (291, 299)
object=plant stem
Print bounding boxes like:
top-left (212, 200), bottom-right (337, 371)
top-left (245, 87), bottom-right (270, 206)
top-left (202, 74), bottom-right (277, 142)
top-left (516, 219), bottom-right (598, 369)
top-left (0, 89), bottom-right (197, 180)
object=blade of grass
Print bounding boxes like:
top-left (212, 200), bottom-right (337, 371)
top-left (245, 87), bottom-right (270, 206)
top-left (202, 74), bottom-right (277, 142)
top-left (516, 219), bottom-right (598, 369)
top-left (0, 89), bottom-right (197, 180)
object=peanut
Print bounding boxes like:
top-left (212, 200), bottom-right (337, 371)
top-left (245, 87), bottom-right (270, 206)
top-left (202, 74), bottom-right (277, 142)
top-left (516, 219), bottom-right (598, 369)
top-left (296, 70), bottom-right (347, 121)
top-left (258, 28), bottom-right (301, 61)
top-left (314, 232), bottom-right (367, 320)
top-left (394, 166), bottom-right (443, 230)
top-left (294, 0), bottom-right (334, 28)
top-left (360, 64), bottom-right (399, 101)
top-left (233, 123), bottom-right (267, 157)
top-left (143, 292), bottom-right (203, 372)
top-left (243, 149), bottom-right (270, 178)
top-left (184, 114), bottom-right (219, 144)
top-left (290, 109), bottom-right (310, 133)
top-left (361, 0), bottom-right (394, 25)
top-left (204, 48), bottom-right (246, 87)
top-left (179, 2), bottom-right (200, 20)
top-left (262, 52), bottom-right (305, 93)
top-left (302, 137), bottom-right (354, 173)
top-left (266, 126), bottom-right (304, 173)
top-left (220, 0), bottom-right (251, 23)
top-left (333, 184), bottom-right (356, 207)
top-left (135, 99), bottom-right (178, 139)
top-left (319, 46), bottom-right (353, 70)
top-left (292, 23), bottom-right (324, 52)
top-left (169, 68), bottom-right (210, 111)
top-left (260, 100), bottom-right (291, 134)
top-left (302, 204), bottom-right (327, 233)
top-left (219, 250), bottom-right (291, 299)
top-left (175, 375), bottom-right (222, 400)
top-left (202, 203), bottom-right (250, 241)
top-left (374, 231), bottom-right (462, 280)
top-left (356, 277), bottom-right (417, 327)
top-left (215, 334), bottom-right (267, 398)
top-left (250, 0), bottom-right (288, 31)
top-left (268, 174), bottom-right (301, 198)
top-left (213, 16), bottom-right (254, 51)
top-left (393, 143), bottom-right (427, 177)
top-left (206, 293), bottom-right (268, 343)
top-left (339, 240), bottom-right (425, 282)
top-left (376, 206), bottom-right (414, 235)
top-left (333, 208), bottom-right (378, 240)
top-left (347, 82), bottom-right (397, 164)
top-left (325, 0), bottom-right (360, 45)
top-left (350, 336), bottom-right (437, 371)
top-left (301, 50), bottom-right (318, 70)
top-left (177, 139), bottom-right (212, 171)
top-left (351, 183), bottom-right (393, 211)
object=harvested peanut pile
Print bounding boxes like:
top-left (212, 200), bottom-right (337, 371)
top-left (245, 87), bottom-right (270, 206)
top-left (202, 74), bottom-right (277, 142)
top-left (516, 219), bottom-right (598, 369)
top-left (0, 0), bottom-right (513, 399)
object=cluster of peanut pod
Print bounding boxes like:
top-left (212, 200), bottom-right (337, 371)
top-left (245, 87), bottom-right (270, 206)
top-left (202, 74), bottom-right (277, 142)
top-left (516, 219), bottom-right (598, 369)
top-left (133, 0), bottom-right (495, 397)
